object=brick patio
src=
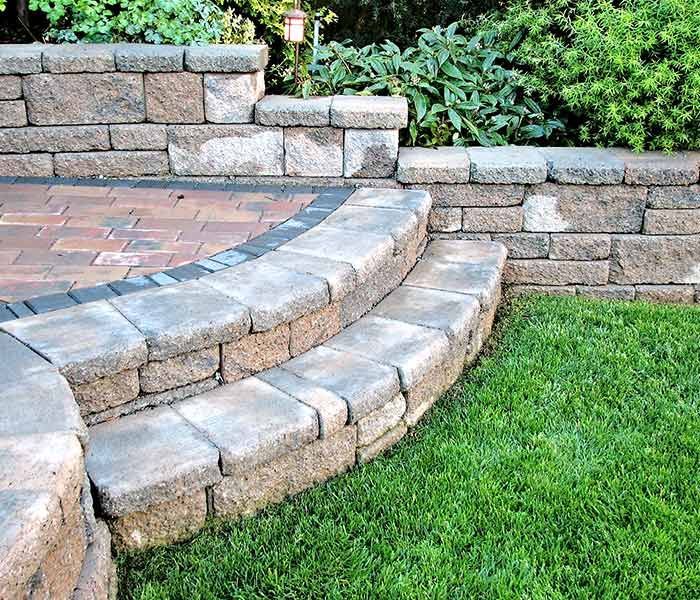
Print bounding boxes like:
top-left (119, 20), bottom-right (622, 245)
top-left (0, 182), bottom-right (315, 302)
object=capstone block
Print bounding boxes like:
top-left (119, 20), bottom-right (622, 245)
top-left (331, 95), bottom-right (408, 129)
top-left (0, 44), bottom-right (44, 74)
top-left (42, 44), bottom-right (115, 73)
top-left (114, 44), bottom-right (184, 72)
top-left (184, 45), bottom-right (268, 73)
top-left (255, 95), bottom-right (331, 127)
top-left (618, 150), bottom-right (699, 185)
top-left (468, 146), bottom-right (547, 184)
top-left (542, 147), bottom-right (624, 184)
top-left (397, 146), bottom-right (470, 183)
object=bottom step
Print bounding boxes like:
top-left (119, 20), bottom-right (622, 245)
top-left (86, 241), bottom-right (506, 551)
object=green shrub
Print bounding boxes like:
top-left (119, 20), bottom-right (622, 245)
top-left (300, 23), bottom-right (561, 147)
top-left (485, 0), bottom-right (700, 151)
top-left (28, 0), bottom-right (227, 44)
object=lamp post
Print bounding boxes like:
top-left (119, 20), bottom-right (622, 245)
top-left (283, 0), bottom-right (307, 84)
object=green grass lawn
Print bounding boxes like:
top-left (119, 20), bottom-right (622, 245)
top-left (118, 296), bottom-right (700, 599)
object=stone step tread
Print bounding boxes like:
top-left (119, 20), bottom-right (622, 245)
top-left (84, 240), bottom-right (505, 518)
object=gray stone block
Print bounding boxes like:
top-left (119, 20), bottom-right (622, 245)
top-left (257, 368), bottom-right (348, 438)
top-left (647, 185), bottom-right (700, 209)
top-left (42, 44), bottom-right (115, 73)
top-left (0, 75), bottom-right (22, 100)
top-left (54, 150), bottom-right (169, 177)
top-left (462, 207), bottom-right (523, 233)
top-left (346, 188), bottom-right (431, 226)
top-left (139, 346), bottom-right (219, 394)
top-left (0, 370), bottom-right (87, 445)
top-left (1, 301), bottom-right (147, 385)
top-left (504, 259), bottom-right (610, 286)
top-left (609, 235), bottom-right (700, 285)
top-left (168, 124), bottom-right (284, 176)
top-left (550, 233), bottom-right (612, 260)
top-left (330, 95), bottom-right (408, 129)
top-left (344, 129), bottom-right (399, 177)
top-left (212, 426), bottom-right (355, 518)
top-left (429, 207), bottom-right (461, 232)
top-left (174, 377), bottom-right (318, 475)
top-left (26, 292), bottom-right (77, 314)
top-left (255, 95), bottom-right (331, 127)
top-left (23, 73), bottom-right (145, 125)
top-left (576, 285), bottom-right (635, 301)
top-left (0, 125), bottom-right (110, 153)
top-left (492, 233), bottom-right (550, 259)
top-left (284, 127), bottom-right (343, 177)
top-left (326, 315), bottom-right (451, 390)
top-left (110, 280), bottom-right (250, 361)
top-left (114, 44), bottom-right (184, 72)
top-left (523, 184), bottom-right (646, 233)
top-left (0, 44), bottom-right (44, 74)
top-left (635, 285), bottom-right (696, 304)
top-left (357, 394), bottom-right (406, 446)
top-left (0, 331), bottom-right (54, 385)
top-left (282, 345), bottom-right (400, 423)
top-left (200, 261), bottom-right (328, 331)
top-left (86, 405), bottom-right (222, 517)
top-left (372, 285), bottom-right (479, 345)
top-left (145, 72), bottom-right (204, 124)
top-left (322, 204), bottom-right (419, 249)
top-left (397, 146), bottom-right (470, 184)
top-left (542, 148), bottom-right (624, 184)
top-left (184, 45), bottom-right (268, 73)
top-left (416, 183), bottom-right (525, 207)
top-left (281, 224), bottom-right (394, 281)
top-left (204, 72), bottom-right (264, 123)
top-left (72, 520), bottom-right (116, 600)
top-left (258, 251), bottom-right (357, 302)
top-left (643, 209), bottom-right (700, 235)
top-left (468, 147), bottom-right (547, 184)
top-left (0, 153), bottom-right (53, 176)
top-left (617, 150), bottom-right (700, 185)
top-left (422, 240), bottom-right (508, 269)
top-left (110, 123), bottom-right (167, 150)
top-left (0, 100), bottom-right (27, 127)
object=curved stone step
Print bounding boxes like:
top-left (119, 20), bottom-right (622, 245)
top-left (84, 239), bottom-right (506, 551)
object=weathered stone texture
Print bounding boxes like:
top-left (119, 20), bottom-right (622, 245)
top-left (468, 146), bottom-right (547, 184)
top-left (0, 153), bottom-right (53, 176)
top-left (285, 127), bottom-right (343, 177)
top-left (429, 207), bottom-right (461, 233)
top-left (609, 235), bottom-right (700, 285)
top-left (42, 44), bottom-right (115, 73)
top-left (0, 100), bottom-right (27, 127)
top-left (289, 303), bottom-right (342, 356)
top-left (344, 129), bottom-right (399, 178)
top-left (72, 520), bottom-right (117, 600)
top-left (492, 233), bottom-right (550, 259)
top-left (204, 72), bottom-right (264, 123)
top-left (55, 151), bottom-right (169, 177)
top-left (357, 394), bottom-right (406, 446)
top-left (462, 207), bottom-right (523, 233)
top-left (73, 369), bottom-right (140, 416)
top-left (145, 72), bottom-right (204, 123)
top-left (110, 124), bottom-right (168, 150)
top-left (139, 346), bottom-right (220, 394)
top-left (523, 184), bottom-right (646, 233)
top-left (549, 233), bottom-right (612, 260)
top-left (647, 185), bottom-right (700, 209)
top-left (504, 259), bottom-right (610, 286)
top-left (643, 209), bottom-right (700, 235)
top-left (168, 124), bottom-right (284, 176)
top-left (419, 183), bottom-right (524, 207)
top-left (212, 427), bottom-right (355, 518)
top-left (255, 95), bottom-right (331, 127)
top-left (222, 324), bottom-right (291, 382)
top-left (543, 148), bottom-right (624, 184)
top-left (184, 45), bottom-right (268, 73)
top-left (507, 285), bottom-right (577, 298)
top-left (0, 125), bottom-right (110, 153)
top-left (635, 285), bottom-right (696, 304)
top-left (0, 75), bottom-right (21, 100)
top-left (0, 44), bottom-right (43, 74)
top-left (397, 146), bottom-right (470, 184)
top-left (357, 422), bottom-right (407, 464)
top-left (115, 44), bottom-right (184, 72)
top-left (576, 285), bottom-right (635, 301)
top-left (619, 150), bottom-right (699, 185)
top-left (23, 73), bottom-right (145, 125)
top-left (108, 490), bottom-right (207, 551)
top-left (331, 95), bottom-right (408, 129)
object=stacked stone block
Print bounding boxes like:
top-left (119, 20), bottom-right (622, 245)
top-left (0, 44), bottom-right (406, 180)
top-left (400, 147), bottom-right (700, 303)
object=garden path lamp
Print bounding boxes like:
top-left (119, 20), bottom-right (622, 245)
top-left (284, 1), bottom-right (307, 83)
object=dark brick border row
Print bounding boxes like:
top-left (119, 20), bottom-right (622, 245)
top-left (0, 177), bottom-right (352, 322)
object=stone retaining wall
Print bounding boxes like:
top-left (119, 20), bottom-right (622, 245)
top-left (0, 44), bottom-right (407, 180)
top-left (398, 147), bottom-right (700, 303)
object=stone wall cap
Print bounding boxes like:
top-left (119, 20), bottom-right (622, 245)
top-left (468, 146), bottom-right (547, 184)
top-left (255, 95), bottom-right (331, 127)
top-left (184, 45), bottom-right (269, 73)
top-left (542, 147), bottom-right (624, 185)
top-left (114, 43), bottom-right (184, 72)
top-left (614, 149), bottom-right (700, 185)
top-left (330, 95), bottom-right (408, 129)
top-left (0, 44), bottom-right (45, 75)
top-left (41, 44), bottom-right (116, 73)
top-left (397, 146), bottom-right (470, 184)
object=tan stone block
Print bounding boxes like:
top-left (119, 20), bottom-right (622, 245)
top-left (357, 394), bottom-right (406, 446)
top-left (73, 369), bottom-right (140, 416)
top-left (222, 324), bottom-right (290, 382)
top-left (139, 346), bottom-right (219, 394)
top-left (145, 72), bottom-right (204, 123)
top-left (635, 284), bottom-right (696, 304)
top-left (212, 427), bottom-right (356, 518)
top-left (357, 422), bottom-right (407, 464)
top-left (289, 303), bottom-right (341, 356)
top-left (108, 489), bottom-right (207, 551)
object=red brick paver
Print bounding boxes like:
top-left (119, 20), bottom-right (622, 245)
top-left (0, 183), bottom-right (316, 303)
